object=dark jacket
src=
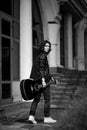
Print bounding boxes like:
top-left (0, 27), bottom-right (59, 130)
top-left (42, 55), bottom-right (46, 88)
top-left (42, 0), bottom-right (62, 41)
top-left (30, 52), bottom-right (50, 82)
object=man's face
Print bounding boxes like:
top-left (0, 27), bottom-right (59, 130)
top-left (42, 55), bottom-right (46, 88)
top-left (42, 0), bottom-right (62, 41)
top-left (44, 43), bottom-right (50, 53)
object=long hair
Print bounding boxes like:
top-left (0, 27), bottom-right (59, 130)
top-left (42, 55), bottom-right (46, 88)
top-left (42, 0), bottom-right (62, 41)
top-left (39, 40), bottom-right (51, 54)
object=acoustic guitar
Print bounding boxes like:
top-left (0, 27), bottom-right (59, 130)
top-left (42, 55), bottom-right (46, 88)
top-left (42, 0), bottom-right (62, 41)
top-left (20, 78), bottom-right (56, 100)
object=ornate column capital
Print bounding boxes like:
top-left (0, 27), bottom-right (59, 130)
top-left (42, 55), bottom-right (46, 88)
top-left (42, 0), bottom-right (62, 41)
top-left (54, 13), bottom-right (62, 24)
top-left (74, 20), bottom-right (86, 31)
top-left (57, 0), bottom-right (68, 4)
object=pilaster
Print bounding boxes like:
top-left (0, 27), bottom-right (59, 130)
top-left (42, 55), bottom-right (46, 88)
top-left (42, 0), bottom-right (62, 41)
top-left (20, 0), bottom-right (32, 79)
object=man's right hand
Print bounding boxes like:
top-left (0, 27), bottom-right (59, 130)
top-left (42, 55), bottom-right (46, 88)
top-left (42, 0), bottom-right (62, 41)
top-left (42, 78), bottom-right (46, 88)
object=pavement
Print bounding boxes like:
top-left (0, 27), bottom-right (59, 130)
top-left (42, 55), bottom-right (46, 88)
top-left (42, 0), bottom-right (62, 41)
top-left (0, 102), bottom-right (66, 130)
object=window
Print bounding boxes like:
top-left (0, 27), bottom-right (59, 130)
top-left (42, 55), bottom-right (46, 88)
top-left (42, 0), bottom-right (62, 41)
top-left (0, 0), bottom-right (20, 103)
top-left (1, 19), bottom-right (11, 81)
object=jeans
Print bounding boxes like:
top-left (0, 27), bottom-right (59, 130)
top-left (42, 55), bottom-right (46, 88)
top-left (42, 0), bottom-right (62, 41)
top-left (29, 85), bottom-right (50, 117)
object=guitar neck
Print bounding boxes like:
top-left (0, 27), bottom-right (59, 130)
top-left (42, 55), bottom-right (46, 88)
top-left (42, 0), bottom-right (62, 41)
top-left (38, 80), bottom-right (55, 89)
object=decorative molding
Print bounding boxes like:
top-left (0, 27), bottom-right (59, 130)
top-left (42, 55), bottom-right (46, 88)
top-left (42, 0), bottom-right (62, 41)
top-left (55, 13), bottom-right (62, 21)
top-left (70, 0), bottom-right (87, 16)
top-left (74, 20), bottom-right (86, 30)
top-left (48, 21), bottom-right (57, 24)
top-left (57, 0), bottom-right (68, 4)
top-left (57, 0), bottom-right (87, 17)
top-left (74, 21), bottom-right (80, 28)
top-left (84, 0), bottom-right (87, 4)
top-left (48, 13), bottom-right (62, 24)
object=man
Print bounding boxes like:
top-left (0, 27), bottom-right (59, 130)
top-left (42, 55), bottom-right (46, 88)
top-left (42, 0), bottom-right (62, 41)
top-left (28, 40), bottom-right (57, 124)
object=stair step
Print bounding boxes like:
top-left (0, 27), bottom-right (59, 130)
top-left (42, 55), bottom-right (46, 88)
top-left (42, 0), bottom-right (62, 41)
top-left (51, 102), bottom-right (69, 109)
top-left (51, 89), bottom-right (76, 95)
top-left (51, 95), bottom-right (71, 100)
top-left (51, 85), bottom-right (76, 90)
top-left (50, 104), bottom-right (67, 109)
top-left (50, 67), bottom-right (87, 109)
top-left (51, 98), bottom-right (70, 102)
top-left (51, 93), bottom-right (74, 98)
top-left (51, 84), bottom-right (77, 88)
top-left (51, 91), bottom-right (75, 95)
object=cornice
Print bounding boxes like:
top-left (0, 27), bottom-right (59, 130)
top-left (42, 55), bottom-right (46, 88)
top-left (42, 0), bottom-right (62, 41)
top-left (57, 0), bottom-right (87, 17)
top-left (70, 0), bottom-right (87, 16)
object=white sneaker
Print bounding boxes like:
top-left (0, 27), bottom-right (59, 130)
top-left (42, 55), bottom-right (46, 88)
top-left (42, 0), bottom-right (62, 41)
top-left (44, 117), bottom-right (57, 123)
top-left (28, 115), bottom-right (37, 124)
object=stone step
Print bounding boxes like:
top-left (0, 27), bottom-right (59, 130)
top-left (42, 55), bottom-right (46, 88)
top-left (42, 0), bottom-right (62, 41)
top-left (51, 87), bottom-right (76, 95)
top-left (51, 92), bottom-right (74, 98)
top-left (50, 104), bottom-right (67, 109)
top-left (51, 85), bottom-right (76, 89)
top-left (51, 95), bottom-right (70, 101)
top-left (57, 67), bottom-right (87, 76)
top-left (52, 72), bottom-right (87, 81)
top-left (50, 102), bottom-right (69, 109)
top-left (51, 84), bottom-right (77, 88)
top-left (50, 67), bottom-right (87, 109)
top-left (51, 101), bottom-right (70, 107)
top-left (55, 78), bottom-right (86, 85)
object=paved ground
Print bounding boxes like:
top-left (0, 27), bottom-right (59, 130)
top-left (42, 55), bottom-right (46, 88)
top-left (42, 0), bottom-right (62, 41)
top-left (0, 102), bottom-right (66, 130)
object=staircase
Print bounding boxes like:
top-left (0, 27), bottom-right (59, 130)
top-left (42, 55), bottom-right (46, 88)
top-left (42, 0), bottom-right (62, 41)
top-left (50, 67), bottom-right (87, 109)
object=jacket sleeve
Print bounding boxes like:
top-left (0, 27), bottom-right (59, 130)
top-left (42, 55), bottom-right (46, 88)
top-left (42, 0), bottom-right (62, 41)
top-left (38, 53), bottom-right (46, 78)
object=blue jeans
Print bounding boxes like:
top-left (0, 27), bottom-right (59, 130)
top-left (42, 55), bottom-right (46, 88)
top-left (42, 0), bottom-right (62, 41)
top-left (29, 85), bottom-right (50, 117)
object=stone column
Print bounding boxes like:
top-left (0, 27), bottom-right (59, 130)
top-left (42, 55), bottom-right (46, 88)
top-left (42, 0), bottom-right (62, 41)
top-left (48, 22), bottom-right (60, 72)
top-left (64, 13), bottom-right (73, 68)
top-left (20, 0), bottom-right (32, 79)
top-left (74, 21), bottom-right (85, 70)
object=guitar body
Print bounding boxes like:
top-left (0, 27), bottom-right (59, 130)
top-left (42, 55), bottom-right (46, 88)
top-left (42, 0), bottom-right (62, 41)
top-left (20, 79), bottom-right (42, 100)
top-left (20, 78), bottom-right (56, 101)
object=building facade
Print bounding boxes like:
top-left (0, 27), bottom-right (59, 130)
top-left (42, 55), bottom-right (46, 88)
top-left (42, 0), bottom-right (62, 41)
top-left (0, 0), bottom-right (87, 106)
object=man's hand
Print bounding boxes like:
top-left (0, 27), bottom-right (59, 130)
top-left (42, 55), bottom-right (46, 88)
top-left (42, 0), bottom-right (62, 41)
top-left (51, 77), bottom-right (55, 82)
top-left (51, 77), bottom-right (56, 84)
top-left (42, 78), bottom-right (46, 88)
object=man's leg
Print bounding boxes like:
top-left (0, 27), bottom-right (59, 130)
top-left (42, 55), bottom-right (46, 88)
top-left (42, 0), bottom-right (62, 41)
top-left (28, 93), bottom-right (41, 124)
top-left (43, 85), bottom-right (57, 123)
top-left (43, 85), bottom-right (50, 117)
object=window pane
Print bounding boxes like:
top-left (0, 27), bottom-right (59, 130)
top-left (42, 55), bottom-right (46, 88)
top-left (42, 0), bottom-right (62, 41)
top-left (1, 19), bottom-right (11, 36)
top-left (0, 0), bottom-right (11, 15)
top-left (2, 84), bottom-right (11, 99)
top-left (2, 38), bottom-right (10, 80)
top-left (13, 0), bottom-right (20, 19)
top-left (13, 41), bottom-right (19, 80)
